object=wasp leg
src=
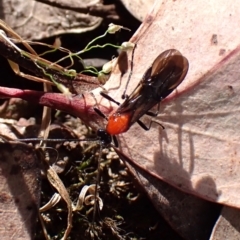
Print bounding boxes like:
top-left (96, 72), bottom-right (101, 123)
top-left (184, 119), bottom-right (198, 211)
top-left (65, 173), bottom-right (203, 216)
top-left (100, 91), bottom-right (120, 105)
top-left (93, 91), bottom-right (120, 120)
top-left (137, 118), bottom-right (165, 131)
top-left (145, 103), bottom-right (160, 117)
top-left (113, 135), bottom-right (119, 147)
top-left (93, 107), bottom-right (108, 120)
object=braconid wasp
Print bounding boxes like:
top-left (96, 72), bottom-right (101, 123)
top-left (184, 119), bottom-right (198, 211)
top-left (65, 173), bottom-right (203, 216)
top-left (96, 48), bottom-right (189, 136)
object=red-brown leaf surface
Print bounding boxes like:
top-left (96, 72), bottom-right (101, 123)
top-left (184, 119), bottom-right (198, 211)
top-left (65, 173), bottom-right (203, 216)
top-left (0, 139), bottom-right (40, 239)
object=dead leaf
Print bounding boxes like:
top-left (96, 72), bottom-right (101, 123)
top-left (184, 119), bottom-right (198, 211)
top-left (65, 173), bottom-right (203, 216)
top-left (44, 163), bottom-right (73, 240)
top-left (210, 206), bottom-right (240, 239)
top-left (0, 141), bottom-right (41, 239)
top-left (120, 0), bottom-right (155, 21)
top-left (1, 0), bottom-right (102, 40)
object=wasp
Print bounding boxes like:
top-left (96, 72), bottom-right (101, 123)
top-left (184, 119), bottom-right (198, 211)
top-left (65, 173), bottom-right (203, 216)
top-left (103, 49), bottom-right (189, 136)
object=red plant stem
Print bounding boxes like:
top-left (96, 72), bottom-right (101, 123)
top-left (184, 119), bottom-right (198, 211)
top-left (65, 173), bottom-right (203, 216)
top-left (0, 86), bottom-right (112, 130)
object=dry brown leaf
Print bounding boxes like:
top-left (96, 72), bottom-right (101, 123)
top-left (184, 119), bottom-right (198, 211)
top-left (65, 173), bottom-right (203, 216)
top-left (115, 148), bottom-right (220, 240)
top-left (120, 0), bottom-right (155, 21)
top-left (45, 164), bottom-right (73, 240)
top-left (1, 0), bottom-right (102, 39)
top-left (210, 206), bottom-right (240, 239)
top-left (0, 140), bottom-right (41, 239)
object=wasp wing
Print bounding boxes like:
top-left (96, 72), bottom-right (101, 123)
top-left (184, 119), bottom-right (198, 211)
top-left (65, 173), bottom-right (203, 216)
top-left (150, 49), bottom-right (189, 100)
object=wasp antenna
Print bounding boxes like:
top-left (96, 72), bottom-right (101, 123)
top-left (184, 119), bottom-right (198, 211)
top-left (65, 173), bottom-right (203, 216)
top-left (113, 135), bottom-right (118, 147)
top-left (92, 142), bottom-right (103, 224)
top-left (18, 138), bottom-right (100, 143)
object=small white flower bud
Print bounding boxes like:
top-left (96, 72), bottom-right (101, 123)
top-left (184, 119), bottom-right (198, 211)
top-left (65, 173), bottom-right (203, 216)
top-left (120, 42), bottom-right (135, 51)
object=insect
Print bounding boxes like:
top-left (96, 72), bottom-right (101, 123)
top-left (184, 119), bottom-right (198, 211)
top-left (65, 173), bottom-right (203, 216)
top-left (99, 49), bottom-right (189, 136)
